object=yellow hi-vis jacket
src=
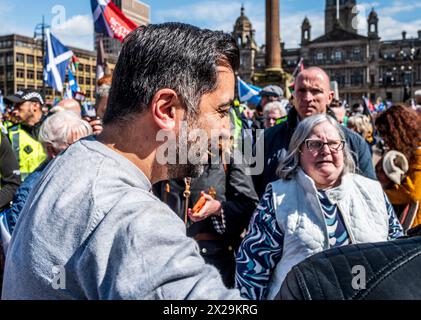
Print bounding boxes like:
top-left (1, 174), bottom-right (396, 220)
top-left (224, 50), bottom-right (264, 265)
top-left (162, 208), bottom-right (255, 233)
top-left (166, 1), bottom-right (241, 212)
top-left (8, 124), bottom-right (46, 181)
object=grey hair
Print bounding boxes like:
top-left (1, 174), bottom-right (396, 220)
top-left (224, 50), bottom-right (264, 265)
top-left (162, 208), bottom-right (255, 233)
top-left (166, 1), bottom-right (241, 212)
top-left (277, 114), bottom-right (356, 180)
top-left (263, 101), bottom-right (287, 117)
top-left (38, 111), bottom-right (93, 150)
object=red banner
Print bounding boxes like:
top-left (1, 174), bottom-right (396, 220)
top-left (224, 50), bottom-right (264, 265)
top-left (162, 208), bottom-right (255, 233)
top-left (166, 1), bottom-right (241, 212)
top-left (103, 1), bottom-right (138, 42)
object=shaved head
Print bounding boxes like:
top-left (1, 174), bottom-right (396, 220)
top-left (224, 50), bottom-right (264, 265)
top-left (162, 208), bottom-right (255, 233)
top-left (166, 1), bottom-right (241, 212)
top-left (56, 99), bottom-right (82, 117)
top-left (296, 67), bottom-right (331, 89)
top-left (293, 67), bottom-right (334, 119)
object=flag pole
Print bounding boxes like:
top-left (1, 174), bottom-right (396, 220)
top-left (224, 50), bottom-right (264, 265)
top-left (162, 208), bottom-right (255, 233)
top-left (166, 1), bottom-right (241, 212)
top-left (336, 0), bottom-right (340, 20)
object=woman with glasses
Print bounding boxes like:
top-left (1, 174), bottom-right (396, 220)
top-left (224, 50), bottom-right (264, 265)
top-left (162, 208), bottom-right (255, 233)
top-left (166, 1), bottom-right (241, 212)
top-left (236, 114), bottom-right (403, 300)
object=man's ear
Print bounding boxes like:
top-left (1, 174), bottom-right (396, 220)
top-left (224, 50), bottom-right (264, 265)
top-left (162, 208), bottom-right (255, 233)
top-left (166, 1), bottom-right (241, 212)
top-left (327, 90), bottom-right (335, 105)
top-left (31, 102), bottom-right (41, 113)
top-left (150, 89), bottom-right (181, 130)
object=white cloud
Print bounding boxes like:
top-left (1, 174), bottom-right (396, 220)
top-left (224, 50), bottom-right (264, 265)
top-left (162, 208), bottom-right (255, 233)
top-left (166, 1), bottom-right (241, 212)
top-left (379, 16), bottom-right (421, 40)
top-left (378, 1), bottom-right (421, 16)
top-left (281, 12), bottom-right (324, 49)
top-left (51, 15), bottom-right (94, 51)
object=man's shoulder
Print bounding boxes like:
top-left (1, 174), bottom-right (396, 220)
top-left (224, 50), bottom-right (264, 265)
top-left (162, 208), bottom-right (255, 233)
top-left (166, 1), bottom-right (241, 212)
top-left (263, 121), bottom-right (291, 148)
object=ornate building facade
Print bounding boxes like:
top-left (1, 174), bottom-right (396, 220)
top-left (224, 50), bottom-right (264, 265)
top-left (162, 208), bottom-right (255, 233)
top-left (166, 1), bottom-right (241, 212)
top-left (234, 0), bottom-right (421, 105)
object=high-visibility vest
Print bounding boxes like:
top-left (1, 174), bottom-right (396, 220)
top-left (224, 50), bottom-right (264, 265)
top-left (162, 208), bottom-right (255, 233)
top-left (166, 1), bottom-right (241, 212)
top-left (8, 124), bottom-right (46, 181)
top-left (230, 104), bottom-right (245, 147)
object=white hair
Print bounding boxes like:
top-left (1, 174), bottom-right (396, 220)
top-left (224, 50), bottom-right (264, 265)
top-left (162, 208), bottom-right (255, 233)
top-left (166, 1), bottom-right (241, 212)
top-left (277, 114), bottom-right (356, 180)
top-left (38, 111), bottom-right (92, 150)
top-left (263, 101), bottom-right (287, 117)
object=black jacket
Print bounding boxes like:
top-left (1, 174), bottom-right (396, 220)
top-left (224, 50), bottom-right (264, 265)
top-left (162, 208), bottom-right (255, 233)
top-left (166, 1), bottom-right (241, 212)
top-left (153, 152), bottom-right (259, 244)
top-left (253, 108), bottom-right (377, 197)
top-left (279, 230), bottom-right (421, 300)
top-left (0, 132), bottom-right (20, 210)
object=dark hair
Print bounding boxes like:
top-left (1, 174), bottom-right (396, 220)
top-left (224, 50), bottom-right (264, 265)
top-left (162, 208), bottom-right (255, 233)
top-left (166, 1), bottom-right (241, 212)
top-left (104, 23), bottom-right (239, 124)
top-left (375, 104), bottom-right (421, 163)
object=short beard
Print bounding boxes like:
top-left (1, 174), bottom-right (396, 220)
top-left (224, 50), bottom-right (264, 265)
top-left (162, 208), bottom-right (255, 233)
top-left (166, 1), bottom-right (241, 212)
top-left (167, 112), bottom-right (205, 180)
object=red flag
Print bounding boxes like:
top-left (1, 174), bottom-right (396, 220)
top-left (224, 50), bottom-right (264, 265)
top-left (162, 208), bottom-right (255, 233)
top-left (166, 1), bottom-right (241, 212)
top-left (91, 0), bottom-right (138, 42)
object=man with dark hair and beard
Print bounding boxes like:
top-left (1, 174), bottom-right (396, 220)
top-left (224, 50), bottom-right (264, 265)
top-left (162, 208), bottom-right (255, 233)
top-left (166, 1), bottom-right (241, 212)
top-left (3, 23), bottom-right (242, 300)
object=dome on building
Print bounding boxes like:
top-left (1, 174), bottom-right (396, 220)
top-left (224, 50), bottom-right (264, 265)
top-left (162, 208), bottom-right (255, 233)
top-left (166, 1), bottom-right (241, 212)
top-left (234, 5), bottom-right (252, 30)
top-left (368, 8), bottom-right (378, 20)
top-left (302, 16), bottom-right (311, 27)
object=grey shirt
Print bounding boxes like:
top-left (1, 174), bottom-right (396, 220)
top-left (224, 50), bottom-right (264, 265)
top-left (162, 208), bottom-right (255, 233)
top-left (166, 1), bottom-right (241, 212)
top-left (2, 136), bottom-right (241, 300)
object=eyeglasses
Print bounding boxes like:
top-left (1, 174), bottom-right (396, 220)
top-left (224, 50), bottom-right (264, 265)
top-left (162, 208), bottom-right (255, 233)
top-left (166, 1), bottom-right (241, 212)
top-left (304, 139), bottom-right (345, 152)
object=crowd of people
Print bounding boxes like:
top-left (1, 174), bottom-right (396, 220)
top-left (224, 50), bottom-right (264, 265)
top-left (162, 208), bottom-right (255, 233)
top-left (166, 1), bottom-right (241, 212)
top-left (0, 23), bottom-right (420, 300)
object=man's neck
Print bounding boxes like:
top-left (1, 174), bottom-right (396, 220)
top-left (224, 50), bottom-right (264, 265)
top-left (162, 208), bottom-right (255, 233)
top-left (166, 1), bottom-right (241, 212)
top-left (96, 119), bottom-right (166, 184)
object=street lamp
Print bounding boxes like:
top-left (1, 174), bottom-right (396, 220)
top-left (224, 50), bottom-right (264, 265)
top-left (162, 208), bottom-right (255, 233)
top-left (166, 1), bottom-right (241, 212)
top-left (33, 15), bottom-right (50, 97)
top-left (398, 47), bottom-right (416, 102)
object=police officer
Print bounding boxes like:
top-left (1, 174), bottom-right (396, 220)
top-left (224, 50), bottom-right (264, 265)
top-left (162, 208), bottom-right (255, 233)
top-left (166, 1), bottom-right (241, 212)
top-left (4, 89), bottom-right (47, 181)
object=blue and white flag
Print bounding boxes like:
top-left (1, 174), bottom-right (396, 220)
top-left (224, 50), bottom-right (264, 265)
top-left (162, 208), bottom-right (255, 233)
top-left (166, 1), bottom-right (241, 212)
top-left (0, 90), bottom-right (5, 114)
top-left (68, 69), bottom-right (80, 93)
top-left (237, 77), bottom-right (262, 105)
top-left (44, 30), bottom-right (73, 93)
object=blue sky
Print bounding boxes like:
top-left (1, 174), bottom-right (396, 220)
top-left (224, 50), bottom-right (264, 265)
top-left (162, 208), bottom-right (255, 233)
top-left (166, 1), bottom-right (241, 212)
top-left (0, 0), bottom-right (420, 51)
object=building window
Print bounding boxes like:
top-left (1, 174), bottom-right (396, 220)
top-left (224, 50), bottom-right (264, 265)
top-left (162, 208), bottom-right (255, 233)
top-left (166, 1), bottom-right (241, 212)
top-left (332, 73), bottom-right (345, 86)
top-left (37, 71), bottom-right (43, 80)
top-left (27, 70), bottom-right (34, 79)
top-left (0, 55), bottom-right (4, 65)
top-left (352, 48), bottom-right (361, 61)
top-left (351, 70), bottom-right (364, 86)
top-left (85, 65), bottom-right (91, 73)
top-left (316, 52), bottom-right (324, 60)
top-left (79, 77), bottom-right (84, 85)
top-left (16, 53), bottom-right (25, 63)
top-left (17, 69), bottom-right (25, 79)
top-left (7, 55), bottom-right (13, 65)
top-left (27, 55), bottom-right (34, 65)
top-left (37, 56), bottom-right (43, 65)
top-left (334, 50), bottom-right (342, 61)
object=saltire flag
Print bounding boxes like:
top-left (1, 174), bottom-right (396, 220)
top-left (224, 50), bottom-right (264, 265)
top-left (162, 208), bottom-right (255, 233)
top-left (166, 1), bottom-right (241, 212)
top-left (237, 77), bottom-right (262, 106)
top-left (44, 29), bottom-right (73, 93)
top-left (91, 0), bottom-right (137, 42)
top-left (68, 69), bottom-right (80, 93)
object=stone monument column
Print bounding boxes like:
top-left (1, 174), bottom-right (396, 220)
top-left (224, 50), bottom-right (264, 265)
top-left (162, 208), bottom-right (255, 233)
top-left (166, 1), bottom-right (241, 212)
top-left (265, 0), bottom-right (282, 72)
